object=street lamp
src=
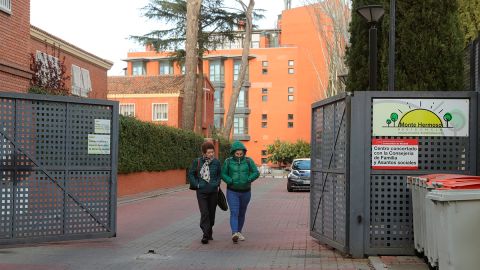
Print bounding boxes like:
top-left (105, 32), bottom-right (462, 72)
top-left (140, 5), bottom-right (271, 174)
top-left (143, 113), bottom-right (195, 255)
top-left (356, 5), bottom-right (384, 91)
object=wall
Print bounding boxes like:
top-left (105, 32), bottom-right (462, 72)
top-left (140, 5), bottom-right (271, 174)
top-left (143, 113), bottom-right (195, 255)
top-left (109, 95), bottom-right (182, 128)
top-left (0, 0), bottom-right (32, 92)
top-left (30, 28), bottom-right (112, 99)
top-left (117, 169), bottom-right (186, 196)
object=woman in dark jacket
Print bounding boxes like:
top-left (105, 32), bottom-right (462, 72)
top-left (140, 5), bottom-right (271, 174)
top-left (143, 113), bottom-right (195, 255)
top-left (188, 141), bottom-right (222, 244)
top-left (221, 141), bottom-right (260, 243)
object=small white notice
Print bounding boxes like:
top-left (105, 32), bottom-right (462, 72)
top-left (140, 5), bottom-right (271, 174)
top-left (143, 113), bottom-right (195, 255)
top-left (371, 139), bottom-right (418, 170)
top-left (88, 134), bottom-right (110, 155)
top-left (94, 119), bottom-right (111, 134)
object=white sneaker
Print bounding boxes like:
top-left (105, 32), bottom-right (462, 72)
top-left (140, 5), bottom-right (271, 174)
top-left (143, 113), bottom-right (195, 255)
top-left (238, 232), bottom-right (245, 241)
top-left (232, 232), bottom-right (239, 243)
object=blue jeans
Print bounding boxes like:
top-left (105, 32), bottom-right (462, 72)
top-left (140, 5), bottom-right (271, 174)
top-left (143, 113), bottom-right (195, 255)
top-left (226, 189), bottom-right (251, 234)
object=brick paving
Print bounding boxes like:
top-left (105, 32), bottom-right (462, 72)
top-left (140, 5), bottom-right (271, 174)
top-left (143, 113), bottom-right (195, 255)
top-left (0, 178), bottom-right (372, 270)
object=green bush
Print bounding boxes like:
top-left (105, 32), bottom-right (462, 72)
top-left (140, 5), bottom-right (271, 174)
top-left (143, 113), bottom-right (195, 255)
top-left (119, 116), bottom-right (204, 174)
top-left (266, 139), bottom-right (311, 166)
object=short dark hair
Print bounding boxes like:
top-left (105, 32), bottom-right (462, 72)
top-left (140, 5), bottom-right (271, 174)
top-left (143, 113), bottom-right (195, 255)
top-left (201, 141), bottom-right (215, 154)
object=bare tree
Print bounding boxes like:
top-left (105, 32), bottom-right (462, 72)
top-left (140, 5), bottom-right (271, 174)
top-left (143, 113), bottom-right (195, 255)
top-left (183, 0), bottom-right (202, 131)
top-left (306, 0), bottom-right (351, 98)
top-left (221, 0), bottom-right (255, 138)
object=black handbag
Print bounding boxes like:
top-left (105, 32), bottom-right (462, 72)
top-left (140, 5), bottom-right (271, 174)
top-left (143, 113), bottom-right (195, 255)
top-left (217, 188), bottom-right (228, 211)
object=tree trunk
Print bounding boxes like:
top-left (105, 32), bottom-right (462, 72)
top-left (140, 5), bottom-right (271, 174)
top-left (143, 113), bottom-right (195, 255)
top-left (183, 0), bottom-right (202, 131)
top-left (221, 0), bottom-right (255, 138)
top-left (194, 59), bottom-right (204, 134)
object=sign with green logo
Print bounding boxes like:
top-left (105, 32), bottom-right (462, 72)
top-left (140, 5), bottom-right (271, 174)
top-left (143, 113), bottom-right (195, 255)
top-left (372, 99), bottom-right (469, 137)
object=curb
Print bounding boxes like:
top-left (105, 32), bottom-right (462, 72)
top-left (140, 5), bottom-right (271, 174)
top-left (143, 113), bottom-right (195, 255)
top-left (369, 256), bottom-right (389, 270)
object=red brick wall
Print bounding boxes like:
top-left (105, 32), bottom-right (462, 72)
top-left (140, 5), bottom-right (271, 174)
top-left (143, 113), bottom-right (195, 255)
top-left (117, 170), bottom-right (186, 196)
top-left (0, 0), bottom-right (32, 92)
top-left (30, 38), bottom-right (109, 99)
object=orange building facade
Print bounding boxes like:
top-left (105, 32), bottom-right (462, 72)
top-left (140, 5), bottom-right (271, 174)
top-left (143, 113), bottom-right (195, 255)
top-left (123, 5), bottom-right (328, 164)
top-left (107, 75), bottom-right (215, 136)
top-left (0, 0), bottom-right (112, 97)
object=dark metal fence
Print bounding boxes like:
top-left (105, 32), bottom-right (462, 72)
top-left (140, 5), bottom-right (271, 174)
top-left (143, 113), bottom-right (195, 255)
top-left (465, 37), bottom-right (479, 92)
top-left (0, 91), bottom-right (118, 244)
top-left (311, 91), bottom-right (478, 257)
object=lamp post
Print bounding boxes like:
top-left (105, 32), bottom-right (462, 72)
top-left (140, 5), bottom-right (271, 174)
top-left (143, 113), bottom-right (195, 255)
top-left (356, 5), bottom-right (384, 91)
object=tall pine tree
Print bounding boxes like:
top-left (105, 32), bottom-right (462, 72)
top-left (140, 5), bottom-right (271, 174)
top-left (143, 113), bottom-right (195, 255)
top-left (346, 0), bottom-right (464, 91)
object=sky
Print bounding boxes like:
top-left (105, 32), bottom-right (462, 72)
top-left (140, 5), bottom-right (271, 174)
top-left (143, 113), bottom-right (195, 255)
top-left (30, 0), bottom-right (304, 76)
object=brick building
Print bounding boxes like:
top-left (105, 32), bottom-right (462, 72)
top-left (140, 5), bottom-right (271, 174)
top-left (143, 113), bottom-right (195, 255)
top-left (0, 0), bottom-right (112, 98)
top-left (122, 5), bottom-right (330, 164)
top-left (107, 75), bottom-right (215, 136)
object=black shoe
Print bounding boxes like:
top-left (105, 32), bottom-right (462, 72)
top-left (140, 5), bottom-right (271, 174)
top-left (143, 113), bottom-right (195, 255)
top-left (208, 235), bottom-right (213, 240)
top-left (201, 236), bottom-right (209, 244)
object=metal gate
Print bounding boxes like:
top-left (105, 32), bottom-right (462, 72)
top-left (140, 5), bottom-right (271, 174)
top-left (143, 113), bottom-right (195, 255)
top-left (0, 91), bottom-right (118, 244)
top-left (310, 93), bottom-right (350, 253)
top-left (311, 91), bottom-right (478, 257)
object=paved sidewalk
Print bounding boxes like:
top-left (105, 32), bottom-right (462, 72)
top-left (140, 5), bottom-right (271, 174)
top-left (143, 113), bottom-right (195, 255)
top-left (0, 178), bottom-right (372, 270)
top-left (369, 256), bottom-right (428, 270)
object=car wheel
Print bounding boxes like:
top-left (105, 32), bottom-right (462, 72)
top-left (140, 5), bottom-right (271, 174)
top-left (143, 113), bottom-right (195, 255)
top-left (287, 181), bottom-right (293, 192)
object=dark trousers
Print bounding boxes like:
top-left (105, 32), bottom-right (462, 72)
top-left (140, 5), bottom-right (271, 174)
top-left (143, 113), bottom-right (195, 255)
top-left (196, 190), bottom-right (218, 238)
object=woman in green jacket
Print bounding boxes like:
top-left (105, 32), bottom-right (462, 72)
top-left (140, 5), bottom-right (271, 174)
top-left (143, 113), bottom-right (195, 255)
top-left (221, 141), bottom-right (260, 243)
top-left (188, 141), bottom-right (222, 244)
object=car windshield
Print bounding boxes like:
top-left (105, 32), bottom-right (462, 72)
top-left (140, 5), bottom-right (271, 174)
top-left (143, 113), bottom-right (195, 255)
top-left (292, 160), bottom-right (310, 170)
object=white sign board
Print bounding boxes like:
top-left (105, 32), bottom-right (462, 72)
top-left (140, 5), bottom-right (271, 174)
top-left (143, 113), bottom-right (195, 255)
top-left (372, 139), bottom-right (418, 170)
top-left (88, 134), bottom-right (110, 155)
top-left (94, 119), bottom-right (111, 134)
top-left (372, 99), bottom-right (469, 137)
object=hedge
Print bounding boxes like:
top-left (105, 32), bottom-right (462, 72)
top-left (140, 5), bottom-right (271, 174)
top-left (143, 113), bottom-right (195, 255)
top-left (119, 116), bottom-right (205, 174)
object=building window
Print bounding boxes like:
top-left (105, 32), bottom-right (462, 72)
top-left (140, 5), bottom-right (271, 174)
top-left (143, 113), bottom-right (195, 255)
top-left (261, 158), bottom-right (268, 164)
top-left (159, 60), bottom-right (173, 75)
top-left (152, 103), bottom-right (168, 121)
top-left (262, 68), bottom-right (268, 75)
top-left (251, 34), bottom-right (260, 48)
top-left (261, 122), bottom-right (267, 128)
top-left (119, 104), bottom-right (135, 117)
top-left (214, 114), bottom-right (224, 129)
top-left (261, 150), bottom-right (267, 156)
top-left (0, 0), bottom-right (11, 13)
top-left (288, 68), bottom-right (295, 74)
top-left (233, 60), bottom-right (248, 81)
top-left (288, 95), bottom-right (294, 101)
top-left (71, 65), bottom-right (91, 97)
top-left (234, 116), bottom-right (248, 135)
top-left (214, 90), bottom-right (224, 109)
top-left (288, 60), bottom-right (295, 66)
top-left (262, 88), bottom-right (268, 94)
top-left (262, 95), bottom-right (268, 102)
top-left (262, 114), bottom-right (267, 121)
top-left (209, 60), bottom-right (223, 82)
top-left (35, 51), bottom-right (60, 86)
top-left (288, 122), bottom-right (294, 128)
top-left (236, 88), bottom-right (247, 108)
top-left (288, 114), bottom-right (294, 120)
top-left (132, 61), bottom-right (146, 76)
top-left (262, 61), bottom-right (268, 67)
top-left (288, 87), bottom-right (294, 93)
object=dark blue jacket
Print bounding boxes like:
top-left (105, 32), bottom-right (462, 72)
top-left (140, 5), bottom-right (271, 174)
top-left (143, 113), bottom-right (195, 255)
top-left (188, 157), bottom-right (221, 193)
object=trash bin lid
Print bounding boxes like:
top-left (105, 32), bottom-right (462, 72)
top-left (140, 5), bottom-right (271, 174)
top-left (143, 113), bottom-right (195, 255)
top-left (427, 189), bottom-right (480, 201)
top-left (432, 179), bottom-right (480, 190)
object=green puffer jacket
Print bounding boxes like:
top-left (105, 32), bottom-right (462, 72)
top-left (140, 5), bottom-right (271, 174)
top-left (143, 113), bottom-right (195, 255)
top-left (221, 141), bottom-right (260, 192)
